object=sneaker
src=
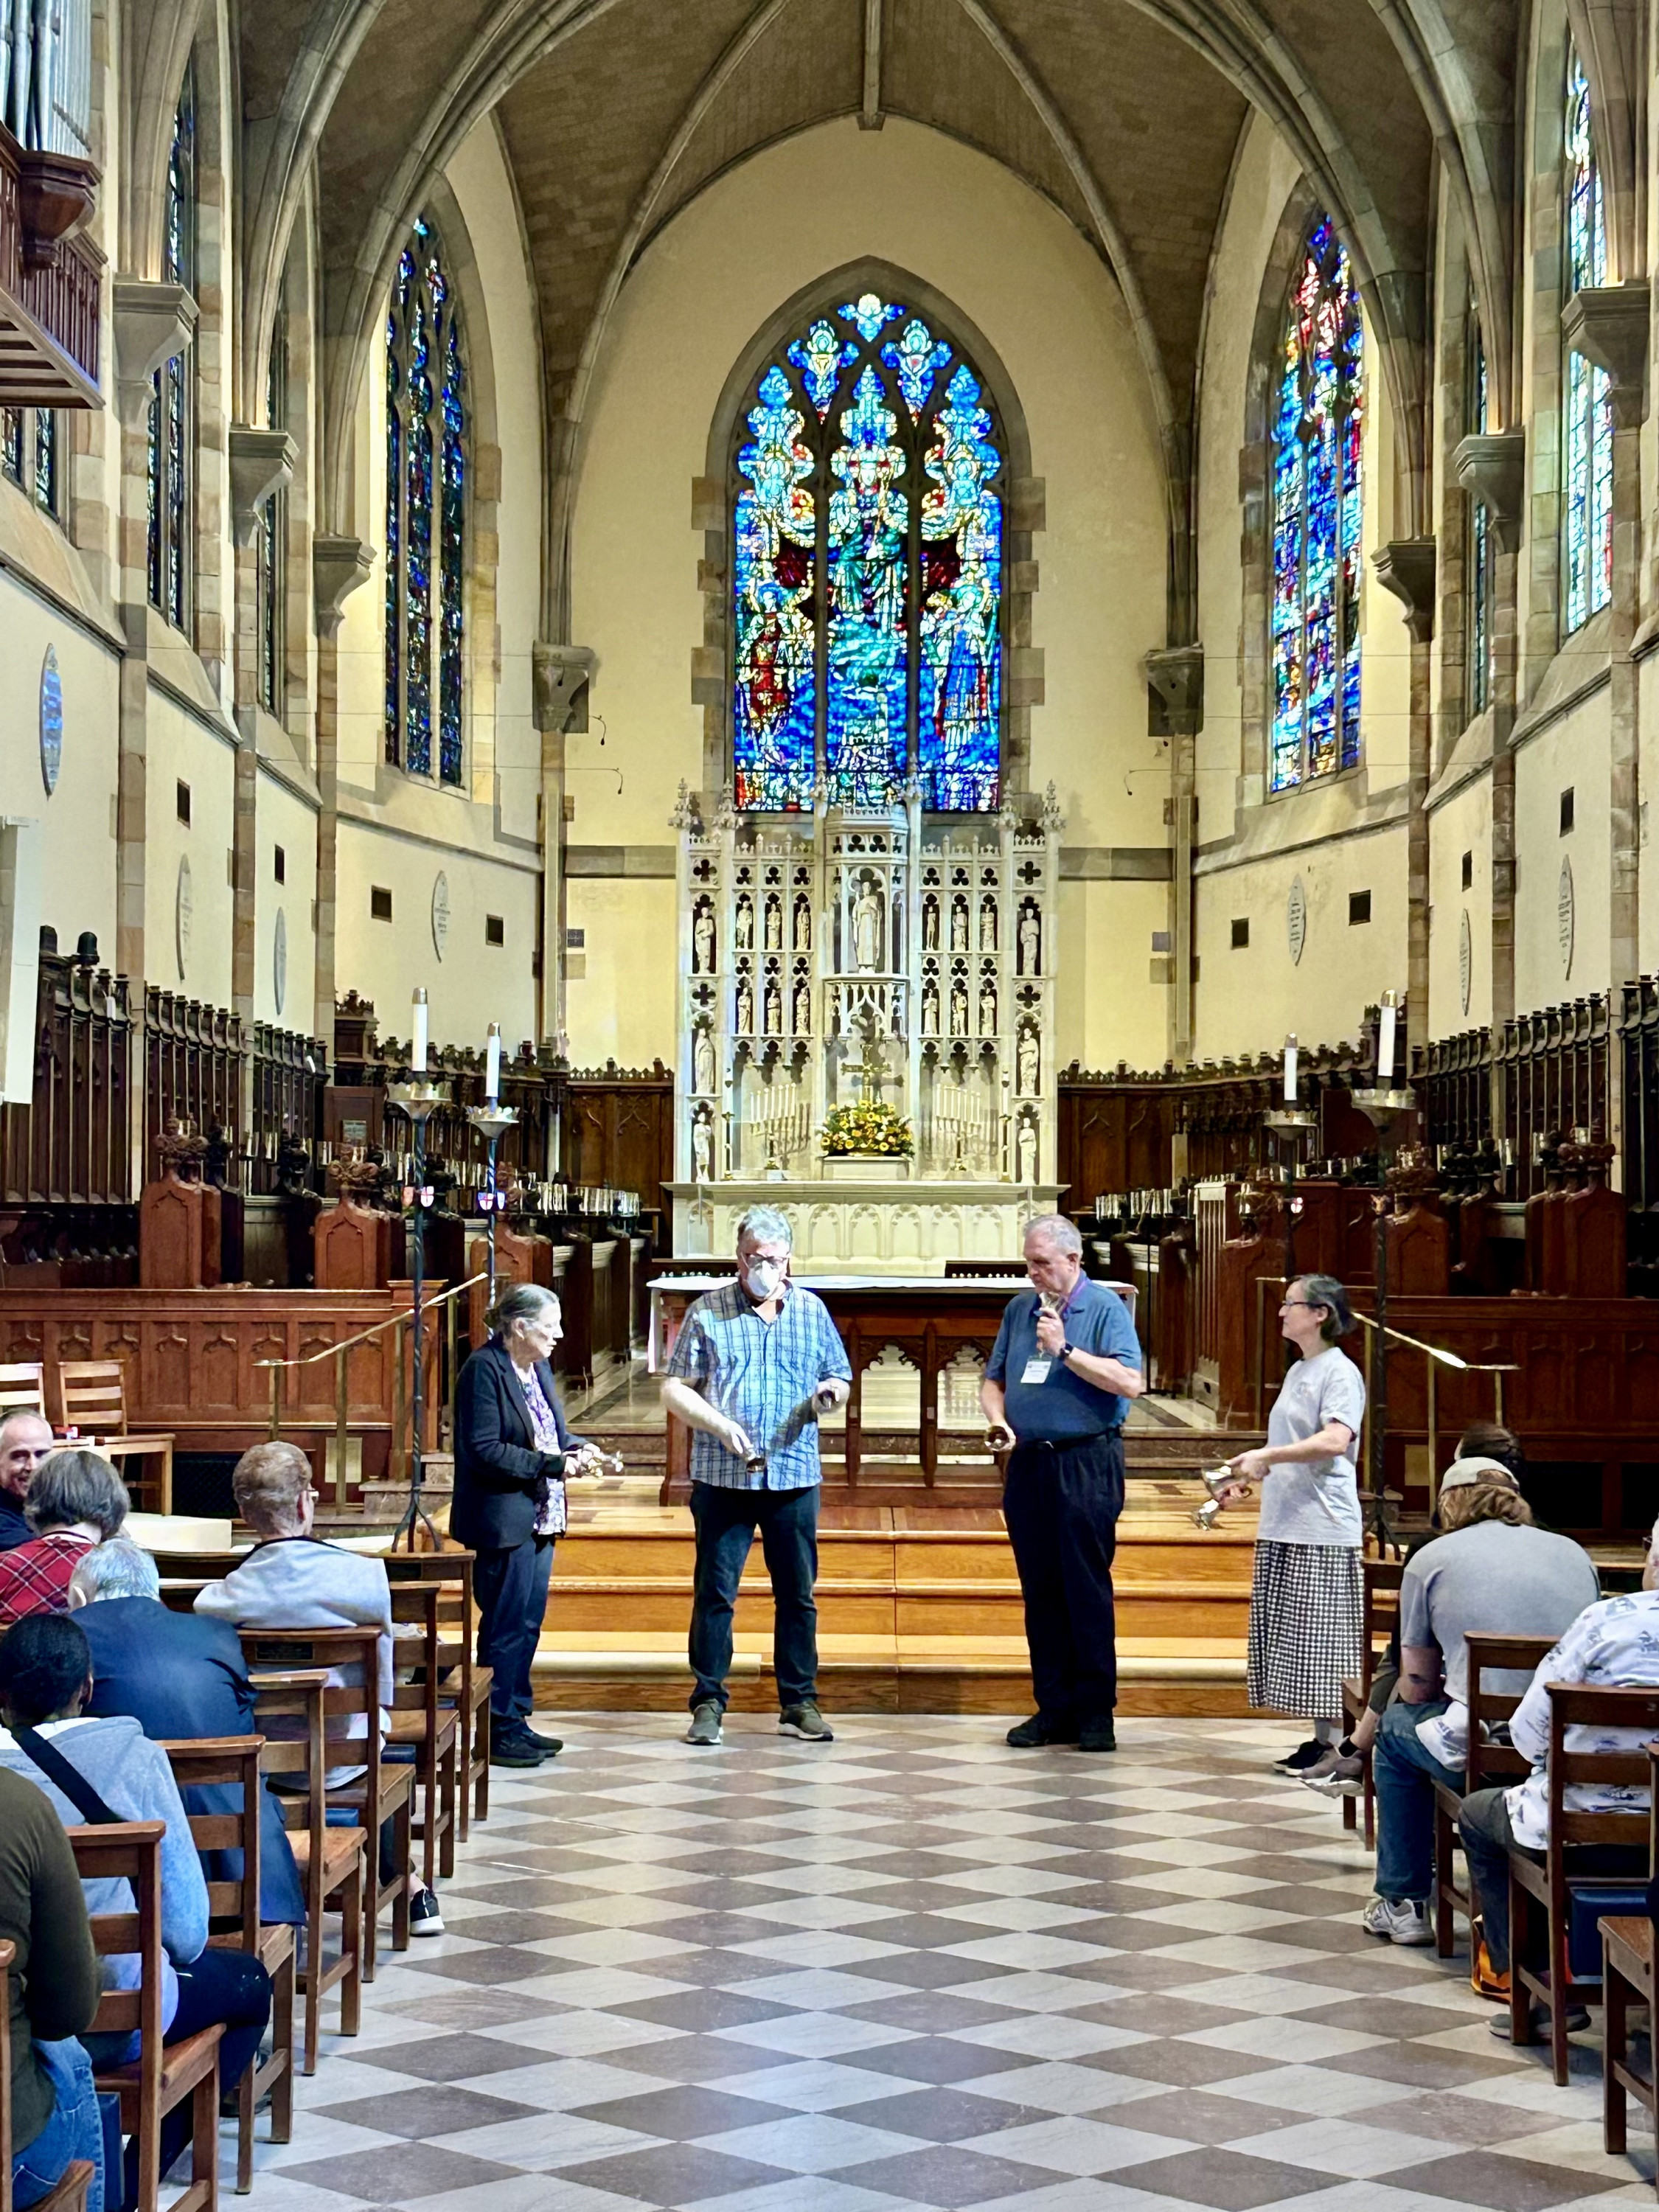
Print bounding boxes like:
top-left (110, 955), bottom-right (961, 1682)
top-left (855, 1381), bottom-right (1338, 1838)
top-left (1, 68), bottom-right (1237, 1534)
top-left (686, 1700), bottom-right (724, 1746)
top-left (1490, 2003), bottom-right (1590, 2041)
top-left (489, 1726), bottom-right (543, 1770)
top-left (521, 1725), bottom-right (564, 1756)
top-left (1361, 1894), bottom-right (1433, 1946)
top-left (1273, 1737), bottom-right (1329, 1773)
top-left (1302, 1753), bottom-right (1366, 1798)
top-left (1078, 1717), bottom-right (1117, 1753)
top-left (409, 1886), bottom-right (445, 1937)
top-left (779, 1703), bottom-right (834, 1741)
top-left (1006, 1713), bottom-right (1080, 1748)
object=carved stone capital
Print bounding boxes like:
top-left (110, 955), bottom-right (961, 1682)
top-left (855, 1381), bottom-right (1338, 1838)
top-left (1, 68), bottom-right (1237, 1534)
top-left (1144, 644), bottom-right (1204, 737)
top-left (534, 641), bottom-right (596, 734)
top-left (1452, 431), bottom-right (1526, 552)
top-left (229, 425), bottom-right (296, 549)
top-left (112, 279), bottom-right (197, 426)
top-left (1562, 282), bottom-right (1650, 428)
top-left (313, 535), bottom-right (375, 638)
top-left (1371, 537), bottom-right (1437, 644)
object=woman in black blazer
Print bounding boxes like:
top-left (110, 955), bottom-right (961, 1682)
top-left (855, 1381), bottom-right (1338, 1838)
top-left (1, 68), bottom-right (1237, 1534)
top-left (453, 1282), bottom-right (588, 1767)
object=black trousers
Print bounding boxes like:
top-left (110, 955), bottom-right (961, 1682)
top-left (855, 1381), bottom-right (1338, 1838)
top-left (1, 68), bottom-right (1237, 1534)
top-left (1002, 1431), bottom-right (1124, 1722)
top-left (473, 1535), bottom-right (555, 1723)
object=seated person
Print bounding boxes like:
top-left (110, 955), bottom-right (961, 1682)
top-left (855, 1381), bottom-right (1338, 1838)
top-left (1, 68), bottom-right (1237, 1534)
top-left (0, 1764), bottom-right (102, 2211)
top-left (193, 1441), bottom-right (441, 1936)
top-left (1459, 1515), bottom-right (1659, 2040)
top-left (0, 1415), bottom-right (58, 1554)
top-left (0, 1614), bottom-right (271, 2212)
top-left (0, 1453), bottom-right (128, 1628)
top-left (1361, 1461), bottom-right (1598, 1945)
top-left (68, 1539), bottom-right (303, 1930)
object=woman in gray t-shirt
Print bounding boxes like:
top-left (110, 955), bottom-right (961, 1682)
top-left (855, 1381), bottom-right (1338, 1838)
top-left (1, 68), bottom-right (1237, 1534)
top-left (1220, 1275), bottom-right (1367, 1773)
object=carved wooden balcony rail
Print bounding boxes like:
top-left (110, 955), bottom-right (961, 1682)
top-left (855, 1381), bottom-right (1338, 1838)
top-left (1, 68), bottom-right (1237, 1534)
top-left (0, 120), bottom-right (101, 403)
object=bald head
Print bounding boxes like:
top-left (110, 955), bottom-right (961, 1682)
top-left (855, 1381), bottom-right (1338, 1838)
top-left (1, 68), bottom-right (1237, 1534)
top-left (0, 1413), bottom-right (54, 1506)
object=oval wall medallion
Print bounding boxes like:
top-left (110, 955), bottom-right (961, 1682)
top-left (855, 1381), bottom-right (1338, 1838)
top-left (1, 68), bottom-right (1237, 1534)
top-left (431, 871), bottom-right (451, 962)
top-left (175, 856), bottom-right (192, 981)
top-left (39, 646), bottom-right (62, 796)
top-left (1557, 855), bottom-right (1575, 979)
top-left (273, 908), bottom-right (287, 1018)
top-left (1458, 908), bottom-right (1472, 1018)
top-left (1287, 877), bottom-right (1307, 966)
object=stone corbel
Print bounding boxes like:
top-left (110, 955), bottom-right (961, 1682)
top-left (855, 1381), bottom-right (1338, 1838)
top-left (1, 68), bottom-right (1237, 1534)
top-left (534, 641), bottom-right (596, 734)
top-left (228, 426), bottom-right (296, 549)
top-left (111, 279), bottom-right (197, 428)
top-left (1562, 282), bottom-right (1650, 428)
top-left (1371, 538), bottom-right (1437, 644)
top-left (1144, 644), bottom-right (1204, 737)
top-left (312, 535), bottom-right (375, 638)
top-left (1452, 431), bottom-right (1526, 553)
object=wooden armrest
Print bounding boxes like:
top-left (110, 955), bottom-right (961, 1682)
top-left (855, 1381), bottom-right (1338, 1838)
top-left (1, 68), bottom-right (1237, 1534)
top-left (249, 1669), bottom-right (331, 1688)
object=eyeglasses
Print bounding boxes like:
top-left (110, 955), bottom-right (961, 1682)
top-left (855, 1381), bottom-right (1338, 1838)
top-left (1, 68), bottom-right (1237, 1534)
top-left (1279, 1299), bottom-right (1324, 1311)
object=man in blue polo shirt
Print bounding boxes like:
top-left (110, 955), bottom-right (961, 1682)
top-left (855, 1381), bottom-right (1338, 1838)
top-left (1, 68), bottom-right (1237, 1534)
top-left (982, 1213), bottom-right (1143, 1753)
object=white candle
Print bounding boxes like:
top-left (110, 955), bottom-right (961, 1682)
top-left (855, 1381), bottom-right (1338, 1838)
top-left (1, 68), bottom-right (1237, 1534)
top-left (485, 1023), bottom-right (501, 1104)
top-left (411, 987), bottom-right (428, 1074)
top-left (1283, 1034), bottom-right (1298, 1105)
top-left (1377, 993), bottom-right (1397, 1083)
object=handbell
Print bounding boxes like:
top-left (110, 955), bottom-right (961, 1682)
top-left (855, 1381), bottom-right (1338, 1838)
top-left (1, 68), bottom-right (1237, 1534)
top-left (1192, 1465), bottom-right (1236, 1532)
top-left (1192, 1496), bottom-right (1224, 1532)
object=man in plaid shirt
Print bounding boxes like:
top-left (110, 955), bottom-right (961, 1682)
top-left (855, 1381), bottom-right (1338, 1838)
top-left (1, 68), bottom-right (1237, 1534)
top-left (662, 1206), bottom-right (851, 1747)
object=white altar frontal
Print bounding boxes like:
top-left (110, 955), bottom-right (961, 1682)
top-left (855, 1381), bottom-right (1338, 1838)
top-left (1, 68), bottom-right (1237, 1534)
top-left (672, 784), bottom-right (1065, 1274)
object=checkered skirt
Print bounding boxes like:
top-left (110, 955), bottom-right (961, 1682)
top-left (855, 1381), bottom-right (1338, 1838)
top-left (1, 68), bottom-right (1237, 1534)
top-left (1246, 1539), bottom-right (1363, 1719)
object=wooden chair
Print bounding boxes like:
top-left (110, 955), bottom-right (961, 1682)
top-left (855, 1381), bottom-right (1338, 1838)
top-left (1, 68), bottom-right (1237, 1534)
top-left (1508, 1681), bottom-right (1659, 2083)
top-left (1431, 1630), bottom-right (1559, 1958)
top-left (387, 1584), bottom-right (460, 1891)
top-left (73, 1820), bottom-right (222, 2212)
top-left (237, 1627), bottom-right (413, 1982)
top-left (55, 1360), bottom-right (173, 1516)
top-left (161, 1736), bottom-right (294, 2195)
top-left (386, 1550), bottom-right (491, 1835)
top-left (0, 1938), bottom-right (95, 2212)
top-left (1339, 1555), bottom-right (1403, 1845)
top-left (243, 1668), bottom-right (364, 2075)
top-left (1601, 1742), bottom-right (1659, 2197)
top-left (0, 1364), bottom-right (45, 1420)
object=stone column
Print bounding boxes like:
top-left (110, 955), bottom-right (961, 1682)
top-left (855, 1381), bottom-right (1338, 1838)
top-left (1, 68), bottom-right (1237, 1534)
top-left (1144, 645), bottom-right (1203, 1065)
top-left (1373, 538), bottom-right (1436, 1062)
top-left (533, 641), bottom-right (595, 1048)
top-left (310, 536), bottom-right (375, 1040)
top-left (227, 428), bottom-right (296, 1023)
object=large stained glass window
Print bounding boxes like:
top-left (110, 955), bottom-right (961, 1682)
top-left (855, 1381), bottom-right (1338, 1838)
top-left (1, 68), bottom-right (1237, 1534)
top-left (732, 292), bottom-right (1002, 812)
top-left (1467, 314), bottom-right (1494, 719)
top-left (384, 216), bottom-right (467, 785)
top-left (147, 64), bottom-right (194, 630)
top-left (1563, 45), bottom-right (1611, 635)
top-left (1270, 218), bottom-right (1363, 794)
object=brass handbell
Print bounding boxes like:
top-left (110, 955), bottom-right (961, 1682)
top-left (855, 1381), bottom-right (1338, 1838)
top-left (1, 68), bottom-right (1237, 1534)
top-left (1192, 1464), bottom-right (1236, 1531)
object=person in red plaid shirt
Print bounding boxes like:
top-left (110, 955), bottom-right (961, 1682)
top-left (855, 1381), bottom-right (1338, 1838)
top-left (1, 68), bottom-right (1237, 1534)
top-left (0, 1450), bottom-right (128, 1627)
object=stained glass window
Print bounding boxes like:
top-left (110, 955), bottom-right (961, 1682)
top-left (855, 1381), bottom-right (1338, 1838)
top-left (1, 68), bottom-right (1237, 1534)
top-left (1563, 44), bottom-right (1611, 635)
top-left (385, 216), bottom-right (466, 785)
top-left (1270, 218), bottom-right (1363, 794)
top-left (1467, 316), bottom-right (1493, 719)
top-left (732, 291), bottom-right (1003, 812)
top-left (257, 316), bottom-right (286, 716)
top-left (1, 408), bottom-right (23, 484)
top-left (32, 408), bottom-right (56, 515)
top-left (147, 64), bottom-right (194, 630)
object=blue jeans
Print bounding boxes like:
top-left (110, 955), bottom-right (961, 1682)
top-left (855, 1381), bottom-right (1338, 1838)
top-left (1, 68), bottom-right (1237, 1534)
top-left (689, 1482), bottom-right (818, 1711)
top-left (1374, 1697), bottom-right (1464, 1902)
top-left (13, 2037), bottom-right (104, 2212)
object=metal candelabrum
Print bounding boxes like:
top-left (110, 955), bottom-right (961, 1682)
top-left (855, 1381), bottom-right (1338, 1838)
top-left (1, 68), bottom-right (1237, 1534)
top-left (386, 1079), bottom-right (448, 1551)
top-left (465, 1104), bottom-right (520, 1307)
top-left (1349, 1085), bottom-right (1417, 1550)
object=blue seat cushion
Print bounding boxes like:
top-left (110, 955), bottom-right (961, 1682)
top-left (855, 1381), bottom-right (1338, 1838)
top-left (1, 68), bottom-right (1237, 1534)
top-left (1568, 1885), bottom-right (1650, 1978)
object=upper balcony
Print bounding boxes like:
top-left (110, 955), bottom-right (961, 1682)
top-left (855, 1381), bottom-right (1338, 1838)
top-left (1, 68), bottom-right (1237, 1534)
top-left (0, 121), bottom-right (101, 407)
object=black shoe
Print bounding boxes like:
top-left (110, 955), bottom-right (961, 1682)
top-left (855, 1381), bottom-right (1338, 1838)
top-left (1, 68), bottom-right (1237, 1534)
top-left (521, 1725), bottom-right (564, 1756)
top-left (1079, 1717), bottom-right (1117, 1753)
top-left (1273, 1737), bottom-right (1328, 1773)
top-left (490, 1725), bottom-right (543, 1769)
top-left (409, 1886), bottom-right (445, 1937)
top-left (1006, 1713), bottom-right (1080, 1748)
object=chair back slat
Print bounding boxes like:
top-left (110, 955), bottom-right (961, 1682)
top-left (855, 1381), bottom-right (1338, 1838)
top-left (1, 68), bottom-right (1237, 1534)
top-left (1465, 1632), bottom-right (1559, 1793)
top-left (66, 1821), bottom-right (166, 2056)
top-left (1359, 1557), bottom-right (1403, 1694)
top-left (0, 1363), bottom-right (45, 1417)
top-left (160, 1736), bottom-right (263, 1954)
top-left (1545, 1686), bottom-right (1659, 1865)
top-left (56, 1360), bottom-right (129, 1436)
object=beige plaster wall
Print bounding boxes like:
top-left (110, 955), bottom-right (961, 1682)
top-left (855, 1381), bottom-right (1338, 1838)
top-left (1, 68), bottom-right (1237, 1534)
top-left (1514, 693), bottom-right (1610, 1008)
top-left (566, 114), bottom-right (1171, 1071)
top-left (143, 689), bottom-right (236, 1004)
top-left (1053, 880), bottom-right (1171, 1071)
top-left (564, 877), bottom-right (678, 1071)
top-left (253, 768), bottom-right (319, 1027)
top-left (1426, 775), bottom-right (1493, 1037)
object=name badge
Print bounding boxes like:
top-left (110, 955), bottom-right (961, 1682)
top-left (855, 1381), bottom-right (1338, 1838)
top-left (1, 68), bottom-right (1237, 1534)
top-left (1020, 1357), bottom-right (1052, 1385)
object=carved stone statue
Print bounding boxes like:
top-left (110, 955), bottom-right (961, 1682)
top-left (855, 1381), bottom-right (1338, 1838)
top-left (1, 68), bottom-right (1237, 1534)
top-left (979, 900), bottom-right (997, 953)
top-left (735, 978), bottom-right (754, 1034)
top-left (763, 977), bottom-right (782, 1034)
top-left (1018, 1026), bottom-right (1039, 1094)
top-left (978, 981), bottom-right (997, 1036)
top-left (922, 896), bottom-right (939, 950)
top-left (734, 897), bottom-right (753, 950)
top-left (793, 895), bottom-right (811, 951)
top-left (693, 1025), bottom-right (716, 1095)
top-left (852, 886), bottom-right (882, 971)
top-left (950, 978), bottom-right (968, 1036)
top-left (692, 1113), bottom-right (712, 1181)
top-left (1018, 908), bottom-right (1040, 975)
top-left (764, 898), bottom-right (782, 951)
top-left (1016, 1116), bottom-right (1037, 1183)
top-left (950, 901), bottom-right (968, 953)
top-left (922, 975), bottom-right (939, 1034)
top-left (793, 978), bottom-right (811, 1033)
top-left (693, 907), bottom-right (714, 974)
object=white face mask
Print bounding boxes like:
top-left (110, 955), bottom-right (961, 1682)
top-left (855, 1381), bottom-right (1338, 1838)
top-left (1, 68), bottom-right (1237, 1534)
top-left (743, 1259), bottom-right (784, 1299)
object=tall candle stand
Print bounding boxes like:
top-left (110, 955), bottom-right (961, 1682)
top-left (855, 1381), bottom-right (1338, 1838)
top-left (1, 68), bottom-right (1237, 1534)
top-left (1262, 1105), bottom-right (1318, 1285)
top-left (386, 1077), bottom-right (446, 1550)
top-left (467, 1102), bottom-right (519, 1307)
top-left (1349, 1079), bottom-right (1416, 1551)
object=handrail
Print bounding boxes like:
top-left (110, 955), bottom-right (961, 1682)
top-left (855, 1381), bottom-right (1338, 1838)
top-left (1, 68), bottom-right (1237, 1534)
top-left (254, 1273), bottom-right (487, 1509)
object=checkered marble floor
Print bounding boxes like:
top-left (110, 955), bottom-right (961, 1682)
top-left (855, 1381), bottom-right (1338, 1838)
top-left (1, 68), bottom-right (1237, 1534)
top-left (234, 1715), bottom-right (1658, 2212)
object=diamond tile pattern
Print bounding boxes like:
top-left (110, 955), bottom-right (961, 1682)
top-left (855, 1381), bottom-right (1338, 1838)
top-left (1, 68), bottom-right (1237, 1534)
top-left (246, 1716), bottom-right (1657, 2209)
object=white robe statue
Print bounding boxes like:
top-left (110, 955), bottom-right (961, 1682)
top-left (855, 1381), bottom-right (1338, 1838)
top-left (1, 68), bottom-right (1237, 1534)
top-left (852, 888), bottom-right (882, 971)
top-left (693, 1026), bottom-right (716, 1095)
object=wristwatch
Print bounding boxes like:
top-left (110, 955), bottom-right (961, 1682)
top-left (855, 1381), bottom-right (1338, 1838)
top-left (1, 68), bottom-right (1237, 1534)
top-left (1060, 1343), bottom-right (1077, 1363)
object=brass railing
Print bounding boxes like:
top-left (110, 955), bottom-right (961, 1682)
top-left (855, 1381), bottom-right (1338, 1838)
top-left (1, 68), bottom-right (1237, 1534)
top-left (254, 1274), bottom-right (487, 1506)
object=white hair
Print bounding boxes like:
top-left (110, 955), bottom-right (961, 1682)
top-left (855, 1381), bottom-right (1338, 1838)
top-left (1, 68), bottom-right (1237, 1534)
top-left (1023, 1212), bottom-right (1082, 1258)
top-left (736, 1205), bottom-right (793, 1251)
top-left (69, 1538), bottom-right (161, 1604)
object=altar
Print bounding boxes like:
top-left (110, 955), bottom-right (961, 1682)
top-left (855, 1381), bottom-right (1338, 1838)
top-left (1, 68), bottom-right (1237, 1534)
top-left (667, 1175), bottom-right (1062, 1273)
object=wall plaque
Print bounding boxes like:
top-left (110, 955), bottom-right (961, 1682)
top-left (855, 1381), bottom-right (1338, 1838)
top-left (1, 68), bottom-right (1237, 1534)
top-left (1557, 855), bottom-right (1574, 979)
top-left (273, 908), bottom-right (287, 1017)
top-left (1458, 907), bottom-right (1472, 1016)
top-left (39, 646), bottom-right (61, 796)
top-left (431, 871), bottom-right (450, 961)
top-left (1287, 876), bottom-right (1307, 966)
top-left (175, 856), bottom-right (192, 981)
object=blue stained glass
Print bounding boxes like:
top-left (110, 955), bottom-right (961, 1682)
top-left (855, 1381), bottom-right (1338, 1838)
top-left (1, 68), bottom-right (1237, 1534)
top-left (789, 321), bottom-right (856, 419)
top-left (439, 319), bottom-right (466, 786)
top-left (404, 296), bottom-right (433, 777)
top-left (1, 408), bottom-right (21, 482)
top-left (883, 319), bottom-right (952, 420)
top-left (827, 367), bottom-right (908, 806)
top-left (838, 293), bottom-right (904, 344)
top-left (1564, 46), bottom-right (1611, 633)
top-left (1270, 217), bottom-right (1363, 792)
top-left (733, 366), bottom-right (817, 810)
top-left (919, 365), bottom-right (1001, 810)
top-left (384, 327), bottom-right (402, 765)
